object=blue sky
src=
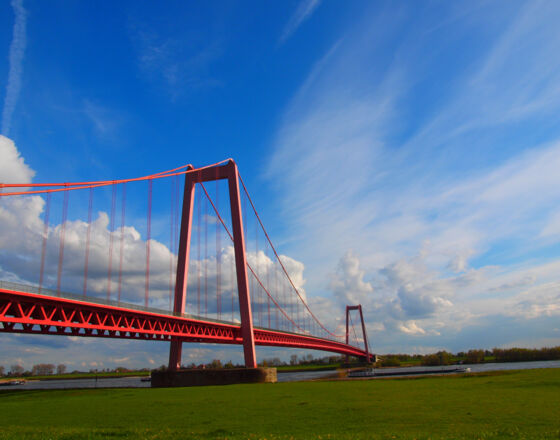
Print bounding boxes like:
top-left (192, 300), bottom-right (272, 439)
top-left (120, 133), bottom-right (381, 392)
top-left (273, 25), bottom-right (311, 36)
top-left (1, 0), bottom-right (560, 370)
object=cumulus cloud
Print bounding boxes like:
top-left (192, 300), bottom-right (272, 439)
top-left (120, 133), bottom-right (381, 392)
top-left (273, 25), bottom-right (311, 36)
top-left (382, 259), bottom-right (454, 319)
top-left (397, 321), bottom-right (426, 336)
top-left (0, 135), bottom-right (35, 183)
top-left (329, 250), bottom-right (373, 305)
top-left (327, 251), bottom-right (455, 337)
top-left (0, 199), bottom-right (175, 307)
top-left (510, 283), bottom-right (560, 319)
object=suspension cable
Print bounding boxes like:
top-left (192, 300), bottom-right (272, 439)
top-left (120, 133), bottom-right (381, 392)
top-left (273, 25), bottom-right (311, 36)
top-left (238, 173), bottom-right (342, 338)
top-left (199, 182), bottom-right (323, 336)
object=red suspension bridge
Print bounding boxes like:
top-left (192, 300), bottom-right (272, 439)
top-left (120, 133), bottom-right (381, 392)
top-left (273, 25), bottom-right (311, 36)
top-left (0, 160), bottom-right (372, 368)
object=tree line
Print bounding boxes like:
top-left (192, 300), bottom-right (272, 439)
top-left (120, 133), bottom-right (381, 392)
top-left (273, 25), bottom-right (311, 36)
top-left (0, 363), bottom-right (67, 377)
top-left (378, 346), bottom-right (560, 367)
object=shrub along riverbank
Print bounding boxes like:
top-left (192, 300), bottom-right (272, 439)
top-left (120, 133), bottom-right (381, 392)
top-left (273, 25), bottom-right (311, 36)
top-left (0, 368), bottom-right (558, 439)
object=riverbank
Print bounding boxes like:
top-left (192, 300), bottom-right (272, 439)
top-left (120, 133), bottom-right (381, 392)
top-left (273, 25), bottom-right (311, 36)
top-left (0, 368), bottom-right (558, 439)
top-left (1, 370), bottom-right (150, 382)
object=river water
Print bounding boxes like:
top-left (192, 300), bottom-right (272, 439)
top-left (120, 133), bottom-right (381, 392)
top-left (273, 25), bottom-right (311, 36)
top-left (5, 360), bottom-right (559, 390)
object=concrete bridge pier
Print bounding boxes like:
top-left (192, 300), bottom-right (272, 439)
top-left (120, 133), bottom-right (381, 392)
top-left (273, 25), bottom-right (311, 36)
top-left (151, 367), bottom-right (277, 387)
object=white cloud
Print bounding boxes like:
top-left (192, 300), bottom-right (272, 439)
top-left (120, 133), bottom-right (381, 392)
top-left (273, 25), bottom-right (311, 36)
top-left (329, 250), bottom-right (373, 305)
top-left (397, 321), bottom-right (426, 336)
top-left (0, 135), bottom-right (35, 183)
top-left (510, 283), bottom-right (560, 319)
top-left (490, 275), bottom-right (536, 292)
top-left (279, 0), bottom-right (321, 45)
top-left (1, 0), bottom-right (27, 136)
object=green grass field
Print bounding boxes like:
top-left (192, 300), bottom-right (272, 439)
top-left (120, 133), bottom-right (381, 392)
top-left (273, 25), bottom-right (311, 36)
top-left (0, 368), bottom-right (558, 439)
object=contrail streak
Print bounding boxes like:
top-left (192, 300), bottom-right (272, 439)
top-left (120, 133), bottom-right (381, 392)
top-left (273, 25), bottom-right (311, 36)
top-left (1, 0), bottom-right (27, 136)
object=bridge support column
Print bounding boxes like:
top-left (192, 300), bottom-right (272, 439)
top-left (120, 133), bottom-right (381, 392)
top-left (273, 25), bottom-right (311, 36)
top-left (345, 304), bottom-right (370, 363)
top-left (168, 161), bottom-right (256, 370)
top-left (169, 166), bottom-right (195, 371)
top-left (227, 162), bottom-right (257, 368)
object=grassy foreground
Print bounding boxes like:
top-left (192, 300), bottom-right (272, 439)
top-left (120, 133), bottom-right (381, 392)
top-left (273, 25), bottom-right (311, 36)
top-left (0, 369), bottom-right (558, 439)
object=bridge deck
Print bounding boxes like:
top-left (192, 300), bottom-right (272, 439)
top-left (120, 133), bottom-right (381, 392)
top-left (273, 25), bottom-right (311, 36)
top-left (0, 282), bottom-right (371, 359)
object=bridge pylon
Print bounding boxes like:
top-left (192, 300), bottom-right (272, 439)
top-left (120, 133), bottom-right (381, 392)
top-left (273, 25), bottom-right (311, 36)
top-left (169, 160), bottom-right (257, 370)
top-left (345, 304), bottom-right (371, 363)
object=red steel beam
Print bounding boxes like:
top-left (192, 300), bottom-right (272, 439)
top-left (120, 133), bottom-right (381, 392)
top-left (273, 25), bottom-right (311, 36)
top-left (225, 161), bottom-right (257, 368)
top-left (169, 165), bottom-right (195, 370)
top-left (0, 288), bottom-right (369, 359)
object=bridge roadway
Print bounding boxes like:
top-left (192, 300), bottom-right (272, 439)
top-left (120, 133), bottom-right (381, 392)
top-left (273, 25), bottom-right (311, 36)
top-left (0, 282), bottom-right (371, 360)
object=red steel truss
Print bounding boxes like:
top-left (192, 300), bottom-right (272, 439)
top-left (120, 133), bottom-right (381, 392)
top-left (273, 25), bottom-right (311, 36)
top-left (0, 288), bottom-right (371, 359)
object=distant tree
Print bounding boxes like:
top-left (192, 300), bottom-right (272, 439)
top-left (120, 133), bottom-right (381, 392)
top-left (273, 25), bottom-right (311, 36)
top-left (466, 350), bottom-right (485, 364)
top-left (10, 365), bottom-right (24, 376)
top-left (422, 354), bottom-right (440, 366)
top-left (224, 360), bottom-right (234, 369)
top-left (380, 357), bottom-right (401, 367)
top-left (259, 357), bottom-right (283, 367)
top-left (267, 357), bottom-right (282, 367)
top-left (328, 355), bottom-right (343, 364)
top-left (422, 351), bottom-right (453, 366)
top-left (32, 364), bottom-right (55, 376)
top-left (290, 354), bottom-right (298, 366)
top-left (0, 366), bottom-right (4, 376)
top-left (56, 364), bottom-right (67, 375)
top-left (209, 359), bottom-right (222, 369)
top-left (492, 346), bottom-right (560, 363)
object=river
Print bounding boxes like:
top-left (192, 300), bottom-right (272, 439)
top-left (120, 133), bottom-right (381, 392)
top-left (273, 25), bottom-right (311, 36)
top-left (4, 359), bottom-right (559, 390)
